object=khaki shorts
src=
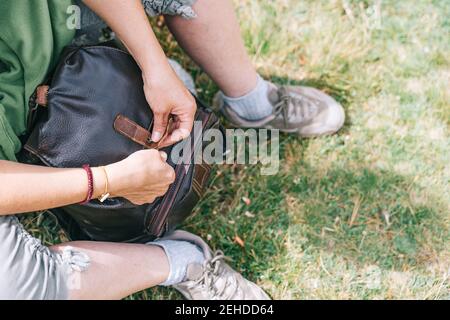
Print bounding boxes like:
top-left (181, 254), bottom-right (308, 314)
top-left (73, 0), bottom-right (197, 45)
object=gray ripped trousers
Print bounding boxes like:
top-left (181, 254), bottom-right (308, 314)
top-left (0, 0), bottom-right (197, 300)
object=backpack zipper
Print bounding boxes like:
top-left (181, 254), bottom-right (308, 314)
top-left (147, 112), bottom-right (212, 237)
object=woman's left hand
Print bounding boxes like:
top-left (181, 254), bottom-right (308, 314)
top-left (82, 0), bottom-right (196, 147)
top-left (143, 63), bottom-right (197, 147)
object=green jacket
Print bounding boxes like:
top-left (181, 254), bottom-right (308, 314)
top-left (0, 0), bottom-right (75, 161)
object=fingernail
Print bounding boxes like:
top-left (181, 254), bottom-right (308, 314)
top-left (151, 131), bottom-right (161, 142)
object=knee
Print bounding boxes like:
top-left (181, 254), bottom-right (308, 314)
top-left (142, 0), bottom-right (198, 19)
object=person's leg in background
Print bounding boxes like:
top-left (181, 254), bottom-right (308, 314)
top-left (162, 0), bottom-right (345, 136)
top-left (163, 0), bottom-right (258, 99)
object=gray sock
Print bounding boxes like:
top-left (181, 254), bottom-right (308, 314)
top-left (168, 59), bottom-right (196, 94)
top-left (221, 75), bottom-right (273, 120)
top-left (151, 239), bottom-right (205, 286)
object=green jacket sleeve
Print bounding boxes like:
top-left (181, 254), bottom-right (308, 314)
top-left (0, 0), bottom-right (75, 161)
top-left (0, 41), bottom-right (23, 161)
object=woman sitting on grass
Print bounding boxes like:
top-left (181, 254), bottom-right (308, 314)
top-left (0, 0), bottom-right (344, 300)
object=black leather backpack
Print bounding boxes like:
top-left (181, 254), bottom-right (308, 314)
top-left (21, 44), bottom-right (221, 243)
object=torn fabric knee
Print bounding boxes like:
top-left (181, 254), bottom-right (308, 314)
top-left (142, 0), bottom-right (198, 19)
top-left (0, 216), bottom-right (90, 299)
top-left (59, 246), bottom-right (90, 273)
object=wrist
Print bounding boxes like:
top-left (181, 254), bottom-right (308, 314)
top-left (132, 34), bottom-right (168, 74)
top-left (142, 59), bottom-right (173, 83)
top-left (91, 167), bottom-right (107, 199)
top-left (100, 163), bottom-right (123, 198)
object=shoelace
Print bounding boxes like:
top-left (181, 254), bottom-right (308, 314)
top-left (273, 86), bottom-right (319, 127)
top-left (189, 250), bottom-right (240, 300)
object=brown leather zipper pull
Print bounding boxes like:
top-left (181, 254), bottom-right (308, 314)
top-left (113, 114), bottom-right (173, 149)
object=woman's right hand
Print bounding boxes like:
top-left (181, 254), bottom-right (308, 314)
top-left (100, 149), bottom-right (175, 205)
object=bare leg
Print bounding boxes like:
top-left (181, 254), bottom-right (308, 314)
top-left (164, 0), bottom-right (345, 137)
top-left (164, 0), bottom-right (258, 97)
top-left (51, 242), bottom-right (169, 300)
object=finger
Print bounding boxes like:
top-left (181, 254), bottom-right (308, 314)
top-left (166, 128), bottom-right (191, 145)
top-left (166, 167), bottom-right (176, 184)
top-left (159, 151), bottom-right (168, 162)
top-left (173, 107), bottom-right (194, 138)
top-left (146, 197), bottom-right (156, 204)
top-left (129, 199), bottom-right (146, 206)
top-left (164, 112), bottom-right (194, 145)
top-left (151, 112), bottom-right (169, 142)
top-left (157, 119), bottom-right (180, 148)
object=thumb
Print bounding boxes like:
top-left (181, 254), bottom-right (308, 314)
top-left (151, 112), bottom-right (169, 142)
top-left (159, 151), bottom-right (168, 162)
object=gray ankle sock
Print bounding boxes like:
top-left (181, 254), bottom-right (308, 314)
top-left (151, 239), bottom-right (205, 286)
top-left (222, 75), bottom-right (273, 120)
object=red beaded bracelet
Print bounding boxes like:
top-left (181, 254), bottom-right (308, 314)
top-left (81, 164), bottom-right (94, 204)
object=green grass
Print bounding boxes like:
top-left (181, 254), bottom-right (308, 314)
top-left (23, 0), bottom-right (449, 299)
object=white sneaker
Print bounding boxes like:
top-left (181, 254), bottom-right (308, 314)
top-left (159, 230), bottom-right (271, 300)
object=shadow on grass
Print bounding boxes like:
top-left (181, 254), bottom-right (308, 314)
top-left (135, 162), bottom-right (448, 299)
top-left (285, 163), bottom-right (449, 270)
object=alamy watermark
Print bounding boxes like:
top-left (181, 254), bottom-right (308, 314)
top-left (169, 121), bottom-right (280, 176)
top-left (66, 5), bottom-right (81, 30)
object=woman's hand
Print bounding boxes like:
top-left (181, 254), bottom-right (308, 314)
top-left (103, 149), bottom-right (175, 205)
top-left (0, 150), bottom-right (175, 214)
top-left (143, 64), bottom-right (196, 147)
top-left (0, 1), bottom-right (193, 215)
top-left (82, 0), bottom-right (196, 147)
